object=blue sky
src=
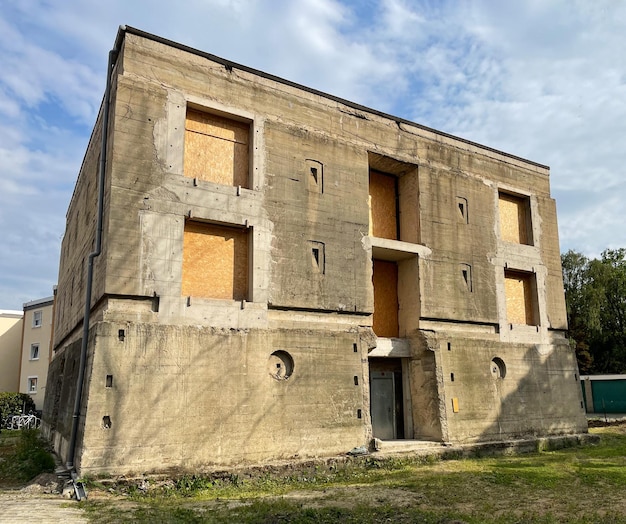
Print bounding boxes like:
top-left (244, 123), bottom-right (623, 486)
top-left (1, 0), bottom-right (625, 309)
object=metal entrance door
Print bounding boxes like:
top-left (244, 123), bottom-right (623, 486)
top-left (370, 371), bottom-right (396, 440)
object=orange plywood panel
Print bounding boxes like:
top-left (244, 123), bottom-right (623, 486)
top-left (372, 259), bottom-right (399, 337)
top-left (499, 193), bottom-right (530, 244)
top-left (369, 170), bottom-right (398, 240)
top-left (182, 221), bottom-right (248, 300)
top-left (184, 109), bottom-right (249, 187)
top-left (504, 270), bottom-right (535, 325)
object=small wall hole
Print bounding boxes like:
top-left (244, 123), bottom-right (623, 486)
top-left (491, 357), bottom-right (506, 379)
top-left (574, 374), bottom-right (578, 381)
top-left (354, 376), bottom-right (359, 386)
top-left (105, 375), bottom-right (113, 388)
top-left (451, 373), bottom-right (455, 382)
top-left (312, 247), bottom-right (320, 265)
top-left (118, 329), bottom-right (125, 341)
top-left (353, 343), bottom-right (358, 353)
top-left (447, 342), bottom-right (451, 351)
top-left (102, 416), bottom-right (111, 429)
top-left (357, 409), bottom-right (362, 419)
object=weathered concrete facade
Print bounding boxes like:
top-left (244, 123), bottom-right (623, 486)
top-left (43, 27), bottom-right (587, 475)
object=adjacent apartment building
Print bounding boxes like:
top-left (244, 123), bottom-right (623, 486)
top-left (19, 295), bottom-right (55, 410)
top-left (43, 26), bottom-right (587, 475)
top-left (0, 310), bottom-right (23, 393)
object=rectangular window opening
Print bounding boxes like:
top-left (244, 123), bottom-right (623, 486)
top-left (28, 377), bottom-right (38, 394)
top-left (498, 191), bottom-right (533, 245)
top-left (504, 269), bottom-right (539, 326)
top-left (30, 344), bottom-right (40, 361)
top-left (184, 108), bottom-right (250, 188)
top-left (372, 258), bottom-right (399, 337)
top-left (32, 311), bottom-right (42, 328)
top-left (368, 152), bottom-right (419, 244)
top-left (182, 221), bottom-right (250, 301)
top-left (369, 170), bottom-right (399, 240)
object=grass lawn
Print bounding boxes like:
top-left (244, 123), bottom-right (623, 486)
top-left (74, 423), bottom-right (626, 523)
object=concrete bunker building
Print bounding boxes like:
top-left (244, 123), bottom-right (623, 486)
top-left (43, 26), bottom-right (587, 475)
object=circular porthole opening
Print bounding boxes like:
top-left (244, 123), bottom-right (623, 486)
top-left (491, 357), bottom-right (506, 379)
top-left (268, 351), bottom-right (294, 380)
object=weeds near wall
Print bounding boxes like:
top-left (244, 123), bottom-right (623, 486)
top-left (0, 429), bottom-right (55, 485)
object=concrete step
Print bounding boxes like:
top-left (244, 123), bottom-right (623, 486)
top-left (375, 439), bottom-right (443, 453)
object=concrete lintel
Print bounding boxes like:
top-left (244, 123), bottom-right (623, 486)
top-left (364, 236), bottom-right (431, 261)
top-left (369, 337), bottom-right (411, 357)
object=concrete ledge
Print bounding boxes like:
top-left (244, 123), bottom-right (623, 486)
top-left (371, 433), bottom-right (599, 460)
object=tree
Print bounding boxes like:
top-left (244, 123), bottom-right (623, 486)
top-left (562, 249), bottom-right (626, 374)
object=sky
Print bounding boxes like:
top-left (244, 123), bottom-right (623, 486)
top-left (1, 0), bottom-right (625, 310)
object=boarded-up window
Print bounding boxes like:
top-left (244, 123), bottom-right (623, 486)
top-left (182, 221), bottom-right (248, 300)
top-left (369, 171), bottom-right (398, 240)
top-left (504, 270), bottom-right (537, 325)
top-left (184, 108), bottom-right (249, 187)
top-left (499, 192), bottom-right (532, 245)
top-left (372, 259), bottom-right (399, 337)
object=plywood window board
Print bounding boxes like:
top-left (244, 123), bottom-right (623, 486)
top-left (369, 170), bottom-right (398, 240)
top-left (182, 221), bottom-right (249, 300)
top-left (504, 270), bottom-right (537, 325)
top-left (372, 259), bottom-right (399, 337)
top-left (184, 108), bottom-right (250, 187)
top-left (499, 192), bottom-right (532, 245)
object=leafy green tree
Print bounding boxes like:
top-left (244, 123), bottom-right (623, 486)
top-left (0, 392), bottom-right (36, 424)
top-left (562, 248), bottom-right (626, 374)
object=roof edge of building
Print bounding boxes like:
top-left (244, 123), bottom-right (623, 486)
top-left (23, 296), bottom-right (55, 311)
top-left (116, 25), bottom-right (550, 172)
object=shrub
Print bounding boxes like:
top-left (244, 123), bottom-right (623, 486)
top-left (0, 429), bottom-right (55, 482)
top-left (0, 392), bottom-right (36, 424)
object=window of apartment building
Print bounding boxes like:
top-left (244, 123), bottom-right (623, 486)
top-left (28, 377), bottom-right (38, 394)
top-left (30, 343), bottom-right (40, 360)
top-left (182, 220), bottom-right (249, 301)
top-left (32, 310), bottom-right (42, 328)
top-left (504, 269), bottom-right (538, 325)
top-left (498, 191), bottom-right (533, 245)
top-left (184, 108), bottom-right (250, 188)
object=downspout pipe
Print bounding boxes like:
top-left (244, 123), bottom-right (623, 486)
top-left (66, 42), bottom-right (120, 471)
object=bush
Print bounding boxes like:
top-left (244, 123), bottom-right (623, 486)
top-left (0, 429), bottom-right (55, 483)
top-left (0, 392), bottom-right (36, 424)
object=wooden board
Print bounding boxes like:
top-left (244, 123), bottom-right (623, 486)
top-left (372, 259), bottom-right (399, 337)
top-left (504, 270), bottom-right (536, 325)
top-left (369, 170), bottom-right (398, 240)
top-left (499, 192), bottom-right (530, 244)
top-left (184, 109), bottom-right (249, 187)
top-left (182, 221), bottom-right (248, 300)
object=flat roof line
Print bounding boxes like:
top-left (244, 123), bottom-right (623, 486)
top-left (116, 25), bottom-right (549, 171)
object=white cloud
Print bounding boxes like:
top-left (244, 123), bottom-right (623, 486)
top-left (0, 0), bottom-right (625, 308)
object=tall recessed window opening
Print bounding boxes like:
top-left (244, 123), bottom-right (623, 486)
top-left (498, 191), bottom-right (533, 245)
top-left (369, 170), bottom-right (398, 240)
top-left (372, 259), bottom-right (399, 337)
top-left (504, 269), bottom-right (538, 325)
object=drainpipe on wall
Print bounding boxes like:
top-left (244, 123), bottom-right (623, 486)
top-left (66, 30), bottom-right (124, 478)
